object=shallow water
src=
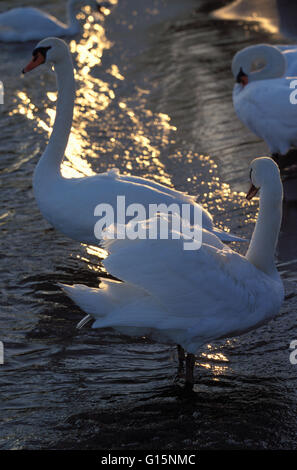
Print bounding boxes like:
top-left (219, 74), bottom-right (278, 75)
top-left (0, 0), bottom-right (297, 450)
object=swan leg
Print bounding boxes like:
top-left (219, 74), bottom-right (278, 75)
top-left (177, 345), bottom-right (185, 377)
top-left (177, 344), bottom-right (185, 373)
top-left (185, 353), bottom-right (196, 389)
top-left (173, 345), bottom-right (185, 382)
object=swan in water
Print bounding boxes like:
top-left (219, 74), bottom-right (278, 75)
top-left (22, 37), bottom-right (244, 245)
top-left (232, 44), bottom-right (297, 158)
top-left (60, 157), bottom-right (284, 389)
top-left (0, 0), bottom-right (104, 42)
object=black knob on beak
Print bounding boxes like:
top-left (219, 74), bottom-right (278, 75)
top-left (236, 67), bottom-right (248, 84)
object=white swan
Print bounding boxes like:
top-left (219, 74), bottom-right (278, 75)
top-left (60, 157), bottom-right (284, 388)
top-left (277, 45), bottom-right (297, 75)
top-left (0, 0), bottom-right (102, 42)
top-left (22, 38), bottom-right (243, 245)
top-left (232, 44), bottom-right (297, 156)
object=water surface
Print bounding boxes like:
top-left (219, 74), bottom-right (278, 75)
top-left (0, 0), bottom-right (297, 450)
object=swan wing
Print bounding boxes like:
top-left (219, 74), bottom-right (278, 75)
top-left (277, 46), bottom-right (297, 74)
top-left (234, 78), bottom-right (297, 153)
top-left (0, 7), bottom-right (66, 29)
top-left (76, 169), bottom-right (245, 242)
top-left (117, 173), bottom-right (197, 205)
top-left (0, 7), bottom-right (66, 41)
top-left (117, 174), bottom-right (245, 242)
top-left (101, 220), bottom-right (281, 345)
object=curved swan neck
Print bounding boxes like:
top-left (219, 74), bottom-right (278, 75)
top-left (232, 45), bottom-right (286, 82)
top-left (67, 0), bottom-right (81, 33)
top-left (34, 53), bottom-right (76, 181)
top-left (246, 186), bottom-right (283, 276)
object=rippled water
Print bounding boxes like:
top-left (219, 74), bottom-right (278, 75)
top-left (1, 0), bottom-right (297, 450)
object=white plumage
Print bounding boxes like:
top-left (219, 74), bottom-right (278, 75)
top-left (232, 44), bottom-right (297, 155)
top-left (61, 158), bottom-right (284, 370)
top-left (23, 38), bottom-right (243, 246)
top-left (0, 0), bottom-right (100, 42)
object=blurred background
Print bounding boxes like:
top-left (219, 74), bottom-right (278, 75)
top-left (0, 0), bottom-right (297, 450)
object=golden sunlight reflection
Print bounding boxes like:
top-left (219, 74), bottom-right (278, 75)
top-left (85, 245), bottom-right (108, 259)
top-left (76, 245), bottom-right (108, 273)
top-left (201, 352), bottom-right (229, 362)
top-left (76, 243), bottom-right (108, 273)
top-left (213, 0), bottom-right (279, 35)
top-left (11, 0), bottom-right (257, 274)
top-left (13, 1), bottom-right (184, 191)
top-left (11, 7), bottom-right (115, 180)
top-left (193, 153), bottom-right (258, 234)
top-left (196, 345), bottom-right (231, 377)
top-left (107, 64), bottom-right (125, 81)
top-left (10, 91), bottom-right (35, 120)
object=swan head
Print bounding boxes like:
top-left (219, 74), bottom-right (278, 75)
top-left (22, 38), bottom-right (71, 74)
top-left (235, 67), bottom-right (248, 86)
top-left (232, 44), bottom-right (286, 86)
top-left (246, 157), bottom-right (282, 202)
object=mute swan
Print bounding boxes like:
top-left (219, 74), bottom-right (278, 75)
top-left (0, 0), bottom-right (103, 42)
top-left (232, 44), bottom-right (297, 157)
top-left (22, 38), bottom-right (243, 245)
top-left (60, 157), bottom-right (284, 389)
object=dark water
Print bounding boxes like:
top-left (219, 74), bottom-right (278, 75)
top-left (0, 0), bottom-right (297, 450)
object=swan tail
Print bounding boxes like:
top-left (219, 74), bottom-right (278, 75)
top-left (58, 282), bottom-right (112, 326)
top-left (58, 279), bottom-right (148, 328)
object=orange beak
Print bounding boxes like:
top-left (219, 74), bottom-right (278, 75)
top-left (22, 52), bottom-right (45, 74)
top-left (246, 184), bottom-right (259, 201)
top-left (241, 75), bottom-right (249, 87)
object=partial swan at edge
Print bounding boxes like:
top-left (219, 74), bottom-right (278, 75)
top-left (232, 44), bottom-right (297, 157)
top-left (0, 0), bottom-right (105, 42)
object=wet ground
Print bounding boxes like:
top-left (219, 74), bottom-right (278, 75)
top-left (0, 0), bottom-right (297, 450)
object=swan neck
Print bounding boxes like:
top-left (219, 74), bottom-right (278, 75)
top-left (246, 188), bottom-right (282, 276)
top-left (34, 55), bottom-right (75, 180)
top-left (67, 0), bottom-right (80, 31)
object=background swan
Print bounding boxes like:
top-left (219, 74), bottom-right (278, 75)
top-left (232, 44), bottom-right (297, 157)
top-left (60, 157), bottom-right (284, 389)
top-left (22, 37), bottom-right (244, 245)
top-left (0, 0), bottom-right (102, 42)
top-left (277, 45), bottom-right (297, 75)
